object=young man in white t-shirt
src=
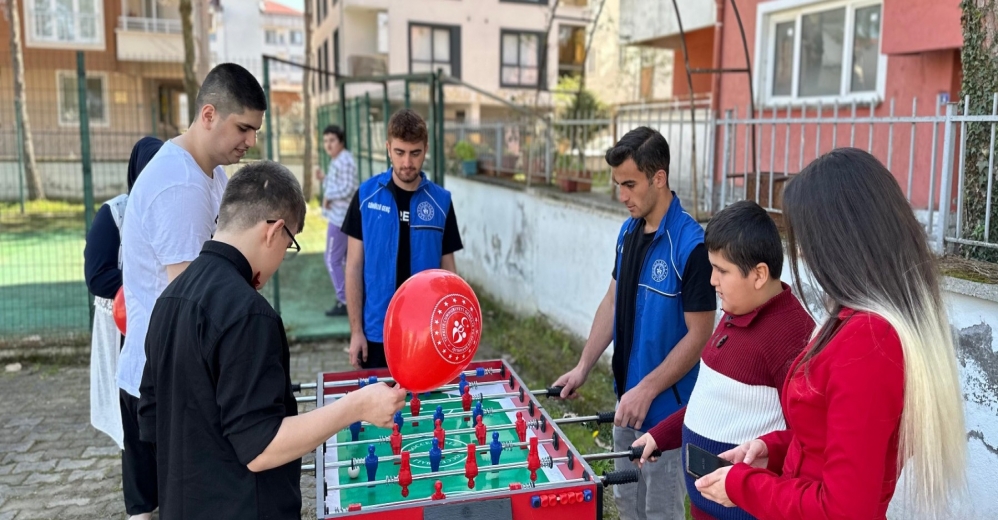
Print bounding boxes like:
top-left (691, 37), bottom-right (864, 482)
top-left (117, 63), bottom-right (266, 520)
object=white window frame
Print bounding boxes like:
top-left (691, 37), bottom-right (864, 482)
top-left (56, 70), bottom-right (110, 128)
top-left (754, 0), bottom-right (886, 107)
top-left (25, 0), bottom-right (106, 51)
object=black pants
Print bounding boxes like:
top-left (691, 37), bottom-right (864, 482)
top-left (361, 341), bottom-right (388, 369)
top-left (120, 389), bottom-right (158, 515)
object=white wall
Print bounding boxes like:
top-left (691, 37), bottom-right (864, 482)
top-left (448, 174), bottom-right (998, 518)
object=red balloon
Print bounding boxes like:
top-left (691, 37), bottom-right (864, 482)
top-left (113, 287), bottom-right (127, 336)
top-left (384, 270), bottom-right (481, 393)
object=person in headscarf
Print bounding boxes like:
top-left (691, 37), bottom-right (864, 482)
top-left (84, 135), bottom-right (163, 520)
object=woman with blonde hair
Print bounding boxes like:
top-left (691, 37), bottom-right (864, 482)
top-left (695, 147), bottom-right (966, 518)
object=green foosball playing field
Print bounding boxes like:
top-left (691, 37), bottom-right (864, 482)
top-left (325, 384), bottom-right (559, 508)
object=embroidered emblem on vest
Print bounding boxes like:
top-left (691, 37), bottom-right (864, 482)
top-left (417, 201), bottom-right (435, 221)
top-left (651, 259), bottom-right (669, 282)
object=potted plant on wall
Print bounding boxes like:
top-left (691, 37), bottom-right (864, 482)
top-left (454, 141), bottom-right (478, 176)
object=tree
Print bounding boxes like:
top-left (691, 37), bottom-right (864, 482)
top-left (302, 0), bottom-right (315, 201)
top-left (3, 0), bottom-right (44, 200)
top-left (179, 0), bottom-right (199, 124)
top-left (959, 0), bottom-right (998, 262)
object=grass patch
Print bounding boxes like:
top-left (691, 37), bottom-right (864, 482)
top-left (939, 255), bottom-right (998, 285)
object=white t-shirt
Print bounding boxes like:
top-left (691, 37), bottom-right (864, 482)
top-left (117, 140), bottom-right (228, 397)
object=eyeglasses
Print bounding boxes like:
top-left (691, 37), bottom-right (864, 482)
top-left (267, 219), bottom-right (300, 257)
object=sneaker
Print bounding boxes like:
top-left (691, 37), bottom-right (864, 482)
top-left (325, 303), bottom-right (348, 317)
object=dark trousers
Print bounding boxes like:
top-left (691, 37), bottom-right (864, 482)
top-left (361, 341), bottom-right (388, 369)
top-left (120, 389), bottom-right (158, 515)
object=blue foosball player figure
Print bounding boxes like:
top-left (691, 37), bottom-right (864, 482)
top-left (429, 437), bottom-right (442, 472)
top-left (489, 431), bottom-right (502, 465)
top-left (365, 444), bottom-right (378, 482)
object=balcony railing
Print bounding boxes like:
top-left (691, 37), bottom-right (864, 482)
top-left (118, 16), bottom-right (182, 34)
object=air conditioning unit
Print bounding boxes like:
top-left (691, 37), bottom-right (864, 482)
top-left (349, 54), bottom-right (388, 77)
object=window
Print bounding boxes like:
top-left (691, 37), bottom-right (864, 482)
top-left (27, 0), bottom-right (104, 48)
top-left (333, 28), bottom-right (341, 77)
top-left (57, 71), bottom-right (107, 126)
top-left (558, 25), bottom-right (586, 79)
top-left (501, 30), bottom-right (545, 88)
top-left (265, 30), bottom-right (278, 44)
top-left (409, 23), bottom-right (461, 79)
top-left (760, 1), bottom-right (883, 104)
top-left (290, 30), bottom-right (303, 45)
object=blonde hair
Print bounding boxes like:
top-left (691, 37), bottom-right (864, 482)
top-left (784, 148), bottom-right (966, 516)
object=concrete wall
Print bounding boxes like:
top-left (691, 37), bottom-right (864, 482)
top-left (448, 174), bottom-right (998, 517)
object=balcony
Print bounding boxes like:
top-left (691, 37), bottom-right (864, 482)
top-left (115, 16), bottom-right (184, 62)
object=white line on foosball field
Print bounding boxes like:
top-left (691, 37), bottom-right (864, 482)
top-left (324, 457), bottom-right (569, 492)
top-left (326, 477), bottom-right (589, 514)
top-left (310, 438), bottom-right (556, 471)
top-left (330, 419), bottom-right (541, 448)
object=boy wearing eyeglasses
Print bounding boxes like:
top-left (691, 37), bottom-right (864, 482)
top-left (138, 162), bottom-right (406, 519)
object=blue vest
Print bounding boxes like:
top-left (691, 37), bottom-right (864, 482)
top-left (614, 195), bottom-right (705, 430)
top-left (359, 170), bottom-right (452, 342)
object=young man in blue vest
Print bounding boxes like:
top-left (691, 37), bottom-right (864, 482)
top-left (341, 109), bottom-right (463, 369)
top-left (553, 127), bottom-right (716, 519)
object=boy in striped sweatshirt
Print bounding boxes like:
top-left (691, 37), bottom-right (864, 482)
top-left (634, 200), bottom-right (815, 520)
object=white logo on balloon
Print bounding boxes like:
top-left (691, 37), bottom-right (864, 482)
top-left (431, 295), bottom-right (480, 365)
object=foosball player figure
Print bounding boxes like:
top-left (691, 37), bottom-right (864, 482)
top-left (434, 405), bottom-right (445, 425)
top-left (389, 424), bottom-right (403, 458)
top-left (459, 373), bottom-right (468, 396)
top-left (393, 410), bottom-right (404, 431)
top-left (474, 415), bottom-right (487, 445)
top-left (465, 443), bottom-right (479, 488)
top-left (433, 419), bottom-right (446, 448)
top-left (398, 451), bottom-right (413, 497)
top-left (349, 421), bottom-right (362, 442)
top-left (527, 437), bottom-right (541, 482)
top-left (489, 431), bottom-right (503, 465)
top-left (409, 393), bottom-right (421, 427)
top-left (462, 387), bottom-right (473, 420)
top-left (364, 444), bottom-right (378, 483)
top-left (429, 438), bottom-right (442, 472)
top-left (515, 411), bottom-right (527, 448)
top-left (431, 480), bottom-right (446, 500)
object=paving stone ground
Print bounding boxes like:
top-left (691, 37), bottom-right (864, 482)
top-left (0, 340), bottom-right (354, 520)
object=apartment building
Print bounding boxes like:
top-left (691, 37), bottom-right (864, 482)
top-left (308, 0), bottom-right (595, 122)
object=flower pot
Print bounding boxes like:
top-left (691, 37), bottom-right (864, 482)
top-left (461, 160), bottom-right (478, 176)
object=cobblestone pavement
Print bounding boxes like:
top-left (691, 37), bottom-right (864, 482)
top-left (0, 341), bottom-right (354, 520)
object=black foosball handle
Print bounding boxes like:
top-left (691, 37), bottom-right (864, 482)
top-left (291, 383), bottom-right (302, 393)
top-left (544, 386), bottom-right (565, 397)
top-left (596, 411), bottom-right (616, 424)
top-left (601, 469), bottom-right (640, 487)
top-left (628, 444), bottom-right (662, 461)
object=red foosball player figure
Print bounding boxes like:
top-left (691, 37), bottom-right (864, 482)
top-left (515, 411), bottom-right (527, 448)
top-left (464, 443), bottom-right (479, 488)
top-left (410, 394), bottom-right (421, 427)
top-left (461, 387), bottom-right (473, 420)
top-left (433, 419), bottom-right (445, 449)
top-left (389, 424), bottom-right (403, 458)
top-left (474, 415), bottom-right (487, 445)
top-left (431, 480), bottom-right (446, 500)
top-left (398, 451), bottom-right (412, 497)
top-left (527, 436), bottom-right (541, 482)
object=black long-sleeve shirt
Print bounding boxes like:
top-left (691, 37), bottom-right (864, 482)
top-left (83, 204), bottom-right (123, 299)
top-left (138, 240), bottom-right (300, 519)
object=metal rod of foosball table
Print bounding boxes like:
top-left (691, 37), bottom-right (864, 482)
top-left (394, 405), bottom-right (530, 424)
top-left (581, 445), bottom-right (662, 463)
top-left (326, 477), bottom-right (588, 513)
top-left (293, 368), bottom-right (505, 393)
top-left (302, 438), bottom-right (556, 471)
top-left (330, 419), bottom-right (540, 448)
top-left (324, 457), bottom-right (569, 492)
top-left (552, 411), bottom-right (617, 426)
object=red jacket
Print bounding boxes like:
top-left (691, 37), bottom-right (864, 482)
top-left (726, 308), bottom-right (905, 519)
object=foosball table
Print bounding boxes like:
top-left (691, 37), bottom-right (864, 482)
top-left (297, 359), bottom-right (646, 519)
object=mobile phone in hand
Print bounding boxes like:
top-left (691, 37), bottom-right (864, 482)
top-left (686, 443), bottom-right (733, 479)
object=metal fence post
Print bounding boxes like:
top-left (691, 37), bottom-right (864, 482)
top-left (262, 56), bottom-right (282, 314)
top-left (77, 51), bottom-right (96, 324)
top-left (495, 122), bottom-right (503, 176)
top-left (719, 109), bottom-right (732, 211)
top-left (14, 97), bottom-right (25, 214)
top-left (935, 103), bottom-right (957, 255)
top-left (365, 92), bottom-right (373, 177)
top-left (383, 81), bottom-right (391, 166)
top-left (545, 114), bottom-right (554, 185)
top-left (436, 71), bottom-right (445, 186)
